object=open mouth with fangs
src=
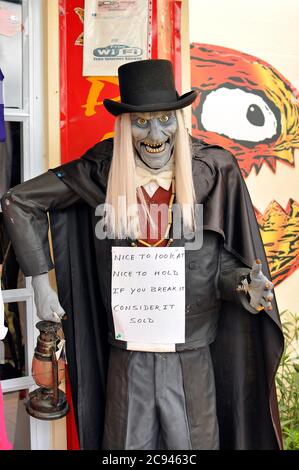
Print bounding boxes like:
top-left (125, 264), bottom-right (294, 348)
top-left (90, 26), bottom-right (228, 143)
top-left (141, 138), bottom-right (170, 154)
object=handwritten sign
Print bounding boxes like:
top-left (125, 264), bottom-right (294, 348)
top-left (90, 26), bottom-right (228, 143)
top-left (111, 247), bottom-right (185, 344)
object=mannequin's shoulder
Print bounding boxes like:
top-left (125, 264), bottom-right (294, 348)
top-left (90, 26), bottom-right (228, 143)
top-left (191, 135), bottom-right (238, 173)
top-left (81, 137), bottom-right (114, 164)
top-left (53, 138), bottom-right (113, 184)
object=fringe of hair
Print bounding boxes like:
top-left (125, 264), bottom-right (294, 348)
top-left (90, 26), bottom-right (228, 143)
top-left (174, 109), bottom-right (196, 231)
top-left (103, 113), bottom-right (140, 239)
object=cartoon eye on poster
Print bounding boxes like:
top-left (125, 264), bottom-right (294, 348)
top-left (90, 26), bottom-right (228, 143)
top-left (83, 0), bottom-right (151, 76)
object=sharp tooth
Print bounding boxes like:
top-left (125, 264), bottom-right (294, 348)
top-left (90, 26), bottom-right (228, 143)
top-left (144, 142), bottom-right (166, 153)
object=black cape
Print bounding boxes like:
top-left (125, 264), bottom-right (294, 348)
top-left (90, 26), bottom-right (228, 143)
top-left (49, 137), bottom-right (284, 450)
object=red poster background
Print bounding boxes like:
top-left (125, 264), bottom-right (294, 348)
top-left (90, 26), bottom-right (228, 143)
top-left (59, 0), bottom-right (120, 164)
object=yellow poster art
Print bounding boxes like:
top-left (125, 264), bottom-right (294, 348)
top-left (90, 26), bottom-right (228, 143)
top-left (189, 0), bottom-right (299, 448)
top-left (189, 0), bottom-right (299, 310)
top-left (190, 43), bottom-right (299, 290)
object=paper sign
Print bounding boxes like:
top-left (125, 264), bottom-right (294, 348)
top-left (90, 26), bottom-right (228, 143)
top-left (83, 0), bottom-right (150, 76)
top-left (111, 247), bottom-right (185, 344)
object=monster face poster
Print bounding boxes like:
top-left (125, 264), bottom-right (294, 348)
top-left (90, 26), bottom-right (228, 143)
top-left (189, 0), bottom-right (299, 327)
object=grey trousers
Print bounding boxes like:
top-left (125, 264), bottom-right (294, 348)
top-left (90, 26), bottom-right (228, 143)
top-left (102, 346), bottom-right (219, 450)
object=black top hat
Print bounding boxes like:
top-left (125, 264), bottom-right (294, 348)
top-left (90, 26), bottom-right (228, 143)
top-left (103, 59), bottom-right (197, 116)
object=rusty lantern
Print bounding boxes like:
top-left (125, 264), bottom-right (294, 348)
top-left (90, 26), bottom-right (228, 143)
top-left (26, 321), bottom-right (69, 420)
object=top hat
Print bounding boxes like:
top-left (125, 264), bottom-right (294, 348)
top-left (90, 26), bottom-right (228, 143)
top-left (103, 59), bottom-right (197, 116)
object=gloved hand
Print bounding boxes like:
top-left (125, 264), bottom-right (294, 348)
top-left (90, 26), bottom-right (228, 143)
top-left (238, 259), bottom-right (274, 312)
top-left (31, 273), bottom-right (66, 322)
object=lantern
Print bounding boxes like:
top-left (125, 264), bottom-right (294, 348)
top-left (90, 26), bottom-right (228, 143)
top-left (26, 321), bottom-right (69, 420)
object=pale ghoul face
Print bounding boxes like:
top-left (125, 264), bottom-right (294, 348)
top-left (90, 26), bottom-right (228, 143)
top-left (130, 111), bottom-right (178, 169)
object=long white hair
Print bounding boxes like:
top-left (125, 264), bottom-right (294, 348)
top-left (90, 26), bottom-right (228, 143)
top-left (104, 109), bottom-right (196, 239)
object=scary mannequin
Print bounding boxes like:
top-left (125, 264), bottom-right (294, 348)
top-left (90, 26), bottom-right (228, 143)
top-left (1, 60), bottom-right (283, 450)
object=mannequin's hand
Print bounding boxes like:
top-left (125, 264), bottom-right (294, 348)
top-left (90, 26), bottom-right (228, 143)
top-left (239, 259), bottom-right (274, 312)
top-left (31, 273), bottom-right (65, 322)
